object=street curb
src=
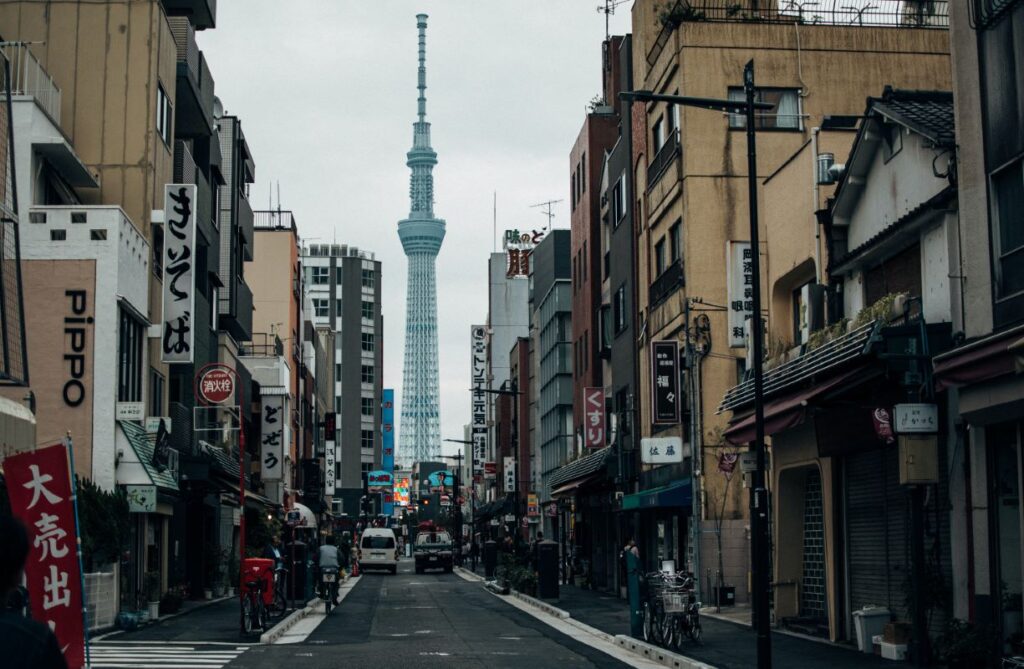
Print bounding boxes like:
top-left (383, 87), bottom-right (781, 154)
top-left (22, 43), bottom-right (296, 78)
top-left (259, 597), bottom-right (318, 645)
top-left (91, 595), bottom-right (235, 641)
top-left (510, 590), bottom-right (569, 619)
top-left (614, 635), bottom-right (717, 669)
top-left (453, 566), bottom-right (484, 582)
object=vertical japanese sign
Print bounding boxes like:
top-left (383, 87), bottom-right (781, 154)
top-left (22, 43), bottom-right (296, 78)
top-left (503, 229), bottom-right (545, 278)
top-left (583, 387), bottom-right (606, 448)
top-left (727, 241), bottom-right (754, 348)
top-left (382, 389), bottom-right (395, 516)
top-left (6, 444), bottom-right (85, 669)
top-left (503, 456), bottom-right (515, 495)
top-left (651, 341), bottom-right (681, 425)
top-left (324, 411), bottom-right (336, 495)
top-left (470, 325), bottom-right (488, 475)
top-left (161, 184), bottom-right (197, 364)
top-left (260, 395), bottom-right (284, 481)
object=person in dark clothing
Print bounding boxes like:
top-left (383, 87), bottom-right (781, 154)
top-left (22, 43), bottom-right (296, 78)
top-left (0, 515), bottom-right (67, 669)
top-left (530, 531), bottom-right (544, 569)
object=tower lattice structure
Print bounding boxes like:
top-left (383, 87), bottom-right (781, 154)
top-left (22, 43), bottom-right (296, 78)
top-left (398, 13), bottom-right (445, 466)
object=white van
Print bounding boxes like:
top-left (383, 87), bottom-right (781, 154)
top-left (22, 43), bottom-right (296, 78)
top-left (359, 528), bottom-right (399, 574)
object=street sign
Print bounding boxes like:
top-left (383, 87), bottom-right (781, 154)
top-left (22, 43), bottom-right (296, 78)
top-left (641, 436), bottom-right (685, 464)
top-left (894, 403), bottom-right (938, 434)
top-left (367, 470), bottom-right (393, 493)
top-left (116, 402), bottom-right (145, 421)
top-left (484, 461), bottom-right (496, 479)
top-left (503, 457), bottom-right (515, 493)
top-left (527, 493), bottom-right (539, 517)
top-left (196, 366), bottom-right (234, 405)
top-left (583, 387), bottom-right (605, 448)
top-left (651, 341), bottom-right (681, 424)
top-left (126, 484), bottom-right (157, 513)
top-left (739, 451), bottom-right (757, 473)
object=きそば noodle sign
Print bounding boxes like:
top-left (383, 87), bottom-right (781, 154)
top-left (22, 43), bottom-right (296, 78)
top-left (5, 444), bottom-right (85, 668)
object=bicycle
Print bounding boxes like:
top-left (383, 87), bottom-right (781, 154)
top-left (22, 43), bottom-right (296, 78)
top-left (241, 575), bottom-right (267, 636)
top-left (661, 571), bottom-right (702, 648)
top-left (265, 566), bottom-right (289, 619)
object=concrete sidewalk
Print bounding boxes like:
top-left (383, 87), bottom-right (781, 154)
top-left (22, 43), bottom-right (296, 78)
top-left (549, 584), bottom-right (895, 669)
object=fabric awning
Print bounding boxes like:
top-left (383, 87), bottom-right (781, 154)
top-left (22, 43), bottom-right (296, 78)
top-left (724, 366), bottom-right (879, 445)
top-left (550, 475), bottom-right (599, 499)
top-left (933, 325), bottom-right (1023, 391)
top-left (622, 480), bottom-right (692, 511)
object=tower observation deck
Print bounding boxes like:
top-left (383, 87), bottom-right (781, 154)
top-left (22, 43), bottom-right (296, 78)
top-left (398, 13), bottom-right (445, 465)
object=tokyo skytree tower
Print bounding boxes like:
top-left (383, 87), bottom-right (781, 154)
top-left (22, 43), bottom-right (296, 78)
top-left (398, 14), bottom-right (444, 465)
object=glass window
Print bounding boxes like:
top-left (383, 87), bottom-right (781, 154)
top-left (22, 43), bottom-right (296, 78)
top-left (652, 117), bottom-right (664, 152)
top-left (361, 397), bottom-right (374, 416)
top-left (313, 298), bottom-right (329, 318)
top-left (118, 307), bottom-right (144, 402)
top-left (149, 368), bottom-right (165, 417)
top-left (612, 177), bottom-right (625, 225)
top-left (669, 222), bottom-right (681, 262)
top-left (311, 266), bottom-right (329, 285)
top-left (362, 535), bottom-right (395, 549)
top-left (362, 301), bottom-right (374, 320)
top-left (655, 238), bottom-right (666, 276)
top-left (614, 285), bottom-right (626, 334)
top-left (361, 429), bottom-right (374, 449)
top-left (361, 332), bottom-right (374, 352)
top-left (993, 159), bottom-right (1024, 299)
top-left (728, 87), bottom-right (801, 130)
top-left (156, 83), bottom-right (172, 145)
top-left (361, 269), bottom-right (375, 288)
top-left (335, 363), bottom-right (342, 379)
top-left (361, 365), bottom-right (374, 384)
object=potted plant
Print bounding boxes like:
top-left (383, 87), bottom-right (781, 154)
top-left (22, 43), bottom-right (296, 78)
top-left (144, 571), bottom-right (161, 622)
top-left (936, 619), bottom-right (997, 669)
top-left (225, 551), bottom-right (239, 597)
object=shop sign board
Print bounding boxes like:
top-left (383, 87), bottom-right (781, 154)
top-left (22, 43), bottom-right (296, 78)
top-left (161, 184), bottom-right (197, 364)
top-left (641, 436), bottom-right (684, 464)
top-left (651, 341), bottom-right (681, 425)
top-left (260, 395), bottom-right (285, 481)
top-left (470, 325), bottom-right (488, 474)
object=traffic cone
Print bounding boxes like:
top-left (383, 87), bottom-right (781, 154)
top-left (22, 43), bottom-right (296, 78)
top-left (352, 559), bottom-right (360, 577)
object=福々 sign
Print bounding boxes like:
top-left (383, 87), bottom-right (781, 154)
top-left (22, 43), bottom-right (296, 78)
top-left (727, 241), bottom-right (754, 348)
top-left (893, 403), bottom-right (939, 434)
top-left (583, 387), bottom-right (605, 448)
top-left (6, 444), bottom-right (86, 668)
top-left (651, 341), bottom-right (681, 425)
top-left (503, 456), bottom-right (515, 494)
top-left (367, 470), bottom-right (393, 493)
top-left (161, 184), bottom-right (197, 364)
top-left (504, 228), bottom-right (544, 278)
top-left (641, 437), bottom-right (685, 465)
top-left (260, 395), bottom-right (284, 481)
top-left (470, 325), bottom-right (488, 474)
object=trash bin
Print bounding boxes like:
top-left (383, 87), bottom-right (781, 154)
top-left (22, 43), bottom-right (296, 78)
top-left (284, 540), bottom-right (308, 602)
top-left (536, 540), bottom-right (559, 600)
top-left (483, 540), bottom-right (497, 579)
top-left (852, 606), bottom-right (890, 653)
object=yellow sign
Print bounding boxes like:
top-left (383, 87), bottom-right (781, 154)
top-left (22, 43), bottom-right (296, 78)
top-left (527, 493), bottom-right (539, 517)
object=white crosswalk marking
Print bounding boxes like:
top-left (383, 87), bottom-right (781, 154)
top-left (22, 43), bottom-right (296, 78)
top-left (88, 642), bottom-right (248, 668)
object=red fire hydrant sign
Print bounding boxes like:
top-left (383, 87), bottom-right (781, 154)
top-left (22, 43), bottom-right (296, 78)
top-left (5, 444), bottom-right (86, 669)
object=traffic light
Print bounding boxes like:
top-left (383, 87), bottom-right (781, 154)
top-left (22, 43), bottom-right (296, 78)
top-left (422, 498), bottom-right (430, 506)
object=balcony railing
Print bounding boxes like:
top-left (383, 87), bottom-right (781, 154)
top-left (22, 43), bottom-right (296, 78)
top-left (254, 210), bottom-right (297, 232)
top-left (166, 17), bottom-right (199, 82)
top-left (1, 44), bottom-right (61, 124)
top-left (647, 129), bottom-right (679, 192)
top-left (650, 258), bottom-right (685, 306)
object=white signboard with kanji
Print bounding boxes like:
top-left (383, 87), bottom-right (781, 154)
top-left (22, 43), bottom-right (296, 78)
top-left (641, 437), bottom-right (685, 464)
top-left (727, 241), bottom-right (753, 348)
top-left (161, 184), bottom-right (197, 364)
top-left (260, 395), bottom-right (285, 481)
top-left (470, 325), bottom-right (488, 474)
top-left (894, 403), bottom-right (939, 434)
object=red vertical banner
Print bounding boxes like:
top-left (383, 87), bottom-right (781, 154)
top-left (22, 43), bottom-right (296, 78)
top-left (583, 387), bottom-right (606, 449)
top-left (5, 444), bottom-right (86, 669)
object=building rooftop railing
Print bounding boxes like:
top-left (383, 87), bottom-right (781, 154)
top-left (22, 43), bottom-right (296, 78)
top-left (253, 209), bottom-right (297, 232)
top-left (302, 243), bottom-right (376, 261)
top-left (648, 1), bottom-right (948, 66)
top-left (1, 43), bottom-right (62, 125)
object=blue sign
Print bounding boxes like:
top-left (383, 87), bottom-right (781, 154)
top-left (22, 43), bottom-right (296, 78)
top-left (382, 389), bottom-right (395, 515)
top-left (427, 470), bottom-right (454, 489)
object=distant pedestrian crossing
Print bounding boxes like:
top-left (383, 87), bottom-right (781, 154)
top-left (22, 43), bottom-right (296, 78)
top-left (88, 642), bottom-right (248, 668)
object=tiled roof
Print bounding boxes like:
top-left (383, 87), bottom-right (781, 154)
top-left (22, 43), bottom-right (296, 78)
top-left (200, 440), bottom-right (250, 486)
top-left (548, 447), bottom-right (611, 488)
top-left (119, 420), bottom-right (179, 492)
top-left (872, 88), bottom-right (955, 147)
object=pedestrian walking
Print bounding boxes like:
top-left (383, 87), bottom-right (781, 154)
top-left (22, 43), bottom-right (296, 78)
top-left (0, 515), bottom-right (67, 669)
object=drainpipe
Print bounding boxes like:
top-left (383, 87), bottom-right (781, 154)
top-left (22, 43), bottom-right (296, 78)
top-left (811, 127), bottom-right (822, 285)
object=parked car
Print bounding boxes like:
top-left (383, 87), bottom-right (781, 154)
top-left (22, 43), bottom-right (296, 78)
top-left (359, 528), bottom-right (399, 574)
top-left (414, 529), bottom-right (453, 574)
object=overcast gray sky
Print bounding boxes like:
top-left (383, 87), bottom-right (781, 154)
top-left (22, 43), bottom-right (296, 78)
top-left (200, 1), bottom-right (633, 456)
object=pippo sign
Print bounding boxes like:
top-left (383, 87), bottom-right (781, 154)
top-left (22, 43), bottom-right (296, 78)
top-left (195, 365), bottom-right (234, 405)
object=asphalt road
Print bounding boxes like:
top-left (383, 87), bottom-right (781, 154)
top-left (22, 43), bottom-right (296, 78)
top-left (234, 558), bottom-right (634, 668)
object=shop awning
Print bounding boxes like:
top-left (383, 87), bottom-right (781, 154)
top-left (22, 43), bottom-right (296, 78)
top-left (548, 447), bottom-right (611, 489)
top-left (723, 366), bottom-right (880, 445)
top-left (550, 474), bottom-right (599, 498)
top-left (214, 479), bottom-right (279, 510)
top-left (622, 480), bottom-right (692, 511)
top-left (115, 420), bottom-right (179, 493)
top-left (933, 324), bottom-right (1023, 391)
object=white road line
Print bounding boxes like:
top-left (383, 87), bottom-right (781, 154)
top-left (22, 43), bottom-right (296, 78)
top-left (272, 575), bottom-right (362, 645)
top-left (87, 642), bottom-right (246, 669)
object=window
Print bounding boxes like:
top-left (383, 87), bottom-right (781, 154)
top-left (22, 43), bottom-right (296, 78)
top-left (210, 286), bottom-right (218, 331)
top-left (361, 462), bottom-right (373, 475)
top-left (361, 397), bottom-right (374, 417)
top-left (361, 332), bottom-right (374, 352)
top-left (337, 267), bottom-right (344, 284)
top-left (361, 365), bottom-right (374, 384)
top-left (581, 151), bottom-right (586, 194)
top-left (669, 222), bottom-right (681, 263)
top-left (71, 212), bottom-right (87, 224)
top-left (29, 211), bottom-right (46, 224)
top-left (50, 229), bottom-right (66, 241)
top-left (156, 83), bottom-right (172, 145)
top-left (361, 269), bottom-right (375, 288)
top-left (652, 117), bottom-right (665, 152)
top-left (993, 158), bottom-right (1024, 305)
top-left (667, 101), bottom-right (680, 133)
top-left (361, 301), bottom-right (374, 320)
top-left (118, 307), bottom-right (145, 402)
top-left (728, 87), bottom-right (801, 130)
top-left (361, 429), bottom-right (375, 450)
top-left (335, 396), bottom-right (343, 413)
top-left (313, 298), bottom-right (329, 318)
top-left (655, 238), bottom-right (666, 276)
top-left (149, 368), bottom-right (165, 417)
top-left (311, 266), bottom-right (329, 285)
top-left (152, 225), bottom-right (164, 276)
top-left (90, 229), bottom-right (107, 241)
top-left (335, 363), bottom-right (342, 380)
top-left (612, 177), bottom-right (625, 225)
top-left (614, 285), bottom-right (627, 334)
top-left (582, 241), bottom-right (588, 281)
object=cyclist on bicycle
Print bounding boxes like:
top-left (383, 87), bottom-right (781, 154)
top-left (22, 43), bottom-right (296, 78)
top-left (317, 536), bottom-right (341, 595)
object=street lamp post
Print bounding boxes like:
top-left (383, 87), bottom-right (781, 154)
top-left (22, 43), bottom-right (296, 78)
top-left (479, 382), bottom-right (524, 543)
top-left (439, 446), bottom-right (468, 564)
top-left (621, 61), bottom-right (774, 669)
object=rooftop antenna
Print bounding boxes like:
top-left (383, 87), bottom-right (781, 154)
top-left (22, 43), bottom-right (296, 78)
top-left (596, 0), bottom-right (630, 40)
top-left (531, 199), bottom-right (563, 232)
top-left (493, 191), bottom-right (497, 252)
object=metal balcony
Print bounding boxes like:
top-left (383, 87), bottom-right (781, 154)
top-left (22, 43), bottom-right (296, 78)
top-left (650, 258), bottom-right (685, 307)
top-left (166, 16), bottom-right (214, 137)
top-left (173, 141), bottom-right (215, 245)
top-left (238, 196), bottom-right (254, 261)
top-left (1, 44), bottom-right (61, 125)
top-left (161, 0), bottom-right (217, 30)
top-left (647, 130), bottom-right (679, 192)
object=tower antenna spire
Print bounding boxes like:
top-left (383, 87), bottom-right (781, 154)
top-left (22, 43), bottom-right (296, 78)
top-left (531, 199), bottom-right (563, 232)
